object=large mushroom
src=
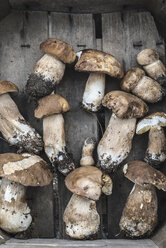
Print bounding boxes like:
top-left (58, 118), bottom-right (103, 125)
top-left (26, 38), bottom-right (76, 98)
top-left (137, 49), bottom-right (166, 84)
top-left (75, 49), bottom-right (124, 112)
top-left (120, 161), bottom-right (166, 237)
top-left (0, 80), bottom-right (43, 154)
top-left (0, 153), bottom-right (53, 233)
top-left (136, 112), bottom-right (166, 166)
top-left (63, 137), bottom-right (112, 239)
top-left (121, 67), bottom-right (164, 103)
top-left (34, 94), bottom-right (75, 175)
top-left (97, 91), bottom-right (148, 172)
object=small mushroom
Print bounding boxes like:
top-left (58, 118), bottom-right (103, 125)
top-left (34, 94), bottom-right (75, 175)
top-left (121, 67), bottom-right (164, 103)
top-left (0, 81), bottom-right (43, 154)
top-left (97, 91), bottom-right (148, 172)
top-left (120, 161), bottom-right (166, 237)
top-left (136, 112), bottom-right (166, 166)
top-left (75, 49), bottom-right (124, 112)
top-left (26, 38), bottom-right (76, 98)
top-left (137, 49), bottom-right (166, 84)
top-left (63, 137), bottom-right (112, 239)
top-left (0, 153), bottom-right (53, 233)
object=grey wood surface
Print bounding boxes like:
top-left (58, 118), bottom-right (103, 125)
top-left (2, 238), bottom-right (159, 248)
top-left (0, 11), bottom-right (54, 238)
top-left (0, 0), bottom-right (10, 21)
top-left (102, 11), bottom-right (166, 239)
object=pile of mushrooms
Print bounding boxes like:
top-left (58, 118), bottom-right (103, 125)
top-left (63, 137), bottom-right (112, 239)
top-left (34, 94), bottom-right (75, 175)
top-left (0, 153), bottom-right (53, 233)
top-left (120, 161), bottom-right (166, 237)
top-left (97, 90), bottom-right (148, 172)
top-left (75, 49), bottom-right (124, 112)
top-left (26, 38), bottom-right (76, 98)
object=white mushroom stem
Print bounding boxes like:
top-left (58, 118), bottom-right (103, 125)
top-left (82, 73), bottom-right (105, 112)
top-left (0, 93), bottom-right (43, 154)
top-left (80, 137), bottom-right (96, 166)
top-left (0, 178), bottom-right (32, 233)
top-left (43, 114), bottom-right (75, 175)
top-left (145, 126), bottom-right (166, 166)
top-left (63, 194), bottom-right (100, 239)
top-left (97, 114), bottom-right (136, 172)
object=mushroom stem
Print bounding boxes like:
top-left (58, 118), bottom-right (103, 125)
top-left (0, 93), bottom-right (43, 154)
top-left (0, 178), bottom-right (32, 233)
top-left (63, 194), bottom-right (100, 239)
top-left (43, 114), bottom-right (75, 175)
top-left (97, 114), bottom-right (136, 172)
top-left (80, 137), bottom-right (96, 166)
top-left (119, 184), bottom-right (158, 237)
top-left (145, 126), bottom-right (166, 166)
top-left (82, 73), bottom-right (105, 112)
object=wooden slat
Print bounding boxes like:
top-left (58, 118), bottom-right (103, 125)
top-left (102, 11), bottom-right (166, 238)
top-left (50, 13), bottom-right (101, 238)
top-left (0, 11), bottom-right (54, 238)
top-left (0, 0), bottom-right (10, 21)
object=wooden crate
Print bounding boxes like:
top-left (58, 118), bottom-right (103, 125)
top-left (0, 1), bottom-right (166, 247)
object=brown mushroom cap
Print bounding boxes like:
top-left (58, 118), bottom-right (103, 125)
top-left (34, 94), bottom-right (70, 119)
top-left (75, 49), bottom-right (124, 78)
top-left (0, 81), bottom-right (19, 95)
top-left (65, 166), bottom-right (103, 201)
top-left (0, 153), bottom-right (53, 186)
top-left (137, 49), bottom-right (159, 66)
top-left (40, 38), bottom-right (76, 64)
top-left (136, 112), bottom-right (166, 134)
top-left (121, 67), bottom-right (145, 92)
top-left (123, 160), bottom-right (166, 191)
top-left (102, 91), bottom-right (148, 119)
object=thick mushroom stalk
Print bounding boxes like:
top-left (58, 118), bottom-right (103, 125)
top-left (137, 49), bottom-right (166, 85)
top-left (121, 67), bottom-right (164, 103)
top-left (63, 137), bottom-right (112, 239)
top-left (26, 38), bottom-right (76, 98)
top-left (97, 91), bottom-right (148, 172)
top-left (0, 86), bottom-right (43, 154)
top-left (119, 161), bottom-right (166, 237)
top-left (120, 184), bottom-right (158, 238)
top-left (35, 94), bottom-right (75, 175)
top-left (0, 178), bottom-right (32, 233)
top-left (75, 49), bottom-right (124, 112)
top-left (136, 112), bottom-right (166, 166)
top-left (0, 153), bottom-right (53, 233)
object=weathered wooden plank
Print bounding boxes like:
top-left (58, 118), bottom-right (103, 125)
top-left (50, 13), bottom-right (101, 238)
top-left (0, 11), bottom-right (54, 238)
top-left (102, 11), bottom-right (166, 238)
top-left (0, 0), bottom-right (10, 21)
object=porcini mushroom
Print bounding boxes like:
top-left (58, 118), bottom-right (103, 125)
top-left (34, 94), bottom-right (75, 175)
top-left (0, 80), bottom-right (43, 154)
top-left (97, 91), bottom-right (148, 172)
top-left (136, 112), bottom-right (166, 166)
top-left (120, 161), bottom-right (166, 237)
top-left (121, 67), bottom-right (164, 103)
top-left (63, 137), bottom-right (112, 239)
top-left (75, 49), bottom-right (124, 112)
top-left (137, 49), bottom-right (166, 84)
top-left (0, 153), bottom-right (53, 233)
top-left (26, 38), bottom-right (76, 98)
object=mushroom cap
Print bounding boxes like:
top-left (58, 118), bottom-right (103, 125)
top-left (0, 81), bottom-right (19, 95)
top-left (136, 112), bottom-right (166, 134)
top-left (34, 94), bottom-right (70, 118)
top-left (102, 91), bottom-right (148, 118)
top-left (123, 160), bottom-right (166, 191)
top-left (65, 166), bottom-right (103, 201)
top-left (121, 67), bottom-right (145, 92)
top-left (75, 49), bottom-right (124, 78)
top-left (40, 38), bottom-right (76, 64)
top-left (0, 153), bottom-right (53, 186)
top-left (137, 49), bottom-right (159, 66)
